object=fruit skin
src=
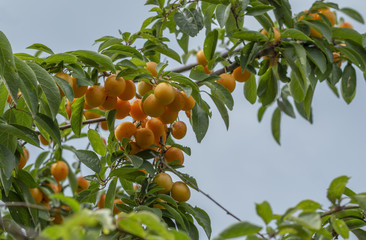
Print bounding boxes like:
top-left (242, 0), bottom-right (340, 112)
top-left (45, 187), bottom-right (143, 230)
top-left (319, 8), bottom-right (336, 26)
top-left (115, 122), bottom-right (137, 141)
top-left (98, 194), bottom-right (106, 209)
top-left (113, 199), bottom-right (124, 215)
top-left (137, 81), bottom-right (153, 96)
top-left (153, 173), bottom-right (173, 194)
top-left (171, 121), bottom-right (187, 139)
top-left (77, 176), bottom-right (90, 193)
top-left (130, 99), bottom-right (148, 121)
top-left (154, 82), bottom-right (176, 105)
top-left (30, 188), bottom-right (43, 204)
top-left (164, 147), bottom-right (184, 165)
top-left (104, 74), bottom-right (126, 97)
top-left (40, 135), bottom-right (50, 146)
top-left (261, 27), bottom-right (281, 42)
top-left (167, 91), bottom-right (185, 112)
top-left (84, 111), bottom-right (101, 120)
top-left (85, 85), bottom-right (106, 108)
top-left (118, 80), bottom-right (136, 100)
top-left (18, 148), bottom-right (29, 170)
top-left (51, 161), bottom-right (69, 182)
top-left (55, 72), bottom-right (73, 97)
top-left (100, 121), bottom-right (108, 131)
top-left (196, 49), bottom-right (208, 66)
top-left (233, 66), bottom-right (251, 82)
top-left (299, 11), bottom-right (322, 38)
top-left (181, 92), bottom-right (196, 111)
top-left (146, 118), bottom-right (166, 144)
top-left (159, 108), bottom-right (179, 124)
top-left (115, 99), bottom-right (131, 119)
top-left (135, 128), bottom-right (155, 149)
top-left (339, 21), bottom-right (353, 29)
top-left (217, 73), bottom-right (236, 93)
top-left (171, 181), bottom-right (190, 202)
top-left (142, 94), bottom-right (165, 117)
top-left (100, 95), bottom-right (117, 110)
top-left (145, 62), bottom-right (158, 77)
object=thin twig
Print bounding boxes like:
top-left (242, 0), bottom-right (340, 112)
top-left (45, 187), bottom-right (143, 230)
top-left (59, 117), bottom-right (106, 131)
top-left (321, 206), bottom-right (360, 218)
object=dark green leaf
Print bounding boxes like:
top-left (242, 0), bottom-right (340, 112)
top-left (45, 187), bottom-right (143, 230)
top-left (332, 28), bottom-right (363, 45)
top-left (271, 108), bottom-right (281, 145)
top-left (209, 94), bottom-right (229, 130)
top-left (0, 144), bottom-right (15, 179)
top-left (45, 53), bottom-right (77, 65)
top-left (191, 103), bottom-right (209, 143)
top-left (244, 75), bottom-right (257, 104)
top-left (281, 29), bottom-right (313, 42)
top-left (72, 50), bottom-right (116, 72)
top-left (2, 190), bottom-right (32, 226)
top-left (26, 43), bottom-right (54, 54)
top-left (204, 29), bottom-right (218, 61)
top-left (215, 4), bottom-right (231, 28)
top-left (34, 113), bottom-right (61, 145)
top-left (174, 9), bottom-right (199, 37)
top-left (246, 5), bottom-right (275, 16)
top-left (341, 64), bottom-right (356, 104)
top-left (204, 82), bottom-right (234, 110)
top-left (231, 31), bottom-right (268, 42)
top-left (155, 45), bottom-right (181, 63)
top-left (127, 155), bottom-right (144, 168)
top-left (105, 177), bottom-right (117, 210)
top-left (306, 47), bottom-right (327, 74)
top-left (74, 150), bottom-right (102, 173)
top-left (0, 123), bottom-right (40, 147)
top-left (340, 8), bottom-right (364, 24)
top-left (351, 194), bottom-right (366, 211)
top-left (111, 168), bottom-right (146, 182)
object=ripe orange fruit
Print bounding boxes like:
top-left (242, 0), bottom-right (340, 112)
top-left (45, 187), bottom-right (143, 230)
top-left (51, 161), bottom-right (69, 182)
top-left (142, 94), bottom-right (165, 117)
top-left (130, 99), bottom-right (148, 121)
top-left (171, 181), bottom-right (190, 202)
top-left (165, 147), bottom-right (184, 165)
top-left (118, 80), bottom-right (136, 100)
top-left (39, 135), bottom-right (50, 146)
top-left (181, 92), bottom-right (196, 111)
top-left (115, 99), bottom-right (131, 119)
top-left (115, 122), bottom-right (137, 141)
top-left (113, 199), bottom-right (124, 215)
top-left (66, 99), bottom-right (73, 119)
top-left (52, 214), bottom-right (63, 225)
top-left (153, 173), bottom-right (173, 194)
top-left (154, 82), bottom-right (176, 105)
top-left (70, 77), bottom-right (88, 98)
top-left (204, 65), bottom-right (211, 74)
top-left (339, 21), bottom-right (353, 29)
top-left (185, 110), bottom-right (191, 119)
top-left (128, 141), bottom-right (141, 155)
top-left (299, 11), bottom-right (322, 38)
top-left (137, 81), bottom-right (153, 97)
top-left (98, 194), bottom-right (106, 209)
top-left (153, 199), bottom-right (166, 209)
top-left (18, 148), bottom-right (29, 170)
top-left (232, 66), bottom-right (251, 82)
top-left (146, 118), bottom-right (166, 144)
top-left (171, 121), bottom-right (187, 139)
top-left (319, 8), bottom-right (336, 26)
top-left (196, 50), bottom-right (208, 66)
top-left (100, 121), bottom-right (108, 131)
top-left (159, 108), bottom-right (178, 124)
top-left (217, 73), bottom-right (236, 93)
top-left (45, 182), bottom-right (61, 193)
top-left (55, 72), bottom-right (73, 97)
top-left (85, 85), bottom-right (106, 108)
top-left (167, 91), bottom-right (185, 112)
top-left (77, 176), bottom-right (90, 193)
top-left (30, 188), bottom-right (43, 204)
top-left (261, 27), bottom-right (281, 42)
top-left (135, 128), bottom-right (155, 149)
top-left (100, 95), bottom-right (117, 110)
top-left (84, 111), bottom-right (101, 120)
top-left (145, 62), bottom-right (158, 77)
top-left (104, 74), bottom-right (126, 97)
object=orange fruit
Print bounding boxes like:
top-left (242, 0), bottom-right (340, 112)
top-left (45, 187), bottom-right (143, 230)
top-left (185, 110), bottom-right (192, 119)
top-left (51, 161), bottom-right (69, 182)
top-left (118, 80), bottom-right (136, 100)
top-left (196, 50), bottom-right (208, 66)
top-left (135, 128), bottom-right (155, 149)
top-left (115, 122), bottom-right (137, 141)
top-left (142, 94), bottom-right (165, 117)
top-left (145, 62), bottom-right (158, 77)
top-left (181, 92), bottom-right (196, 111)
top-left (84, 111), bottom-right (101, 120)
top-left (167, 91), bottom-right (185, 112)
top-left (45, 182), bottom-right (60, 194)
top-left (217, 73), bottom-right (236, 92)
top-left (137, 81), bottom-right (153, 97)
top-left (232, 66), bottom-right (251, 82)
top-left (171, 121), bottom-right (187, 139)
top-left (159, 108), bottom-right (178, 124)
top-left (30, 188), bottom-right (43, 204)
top-left (70, 77), bottom-right (88, 98)
top-left (339, 21), bottom-right (353, 29)
top-left (146, 118), bottom-right (166, 144)
top-left (100, 121), bottom-right (108, 131)
top-left (104, 74), bottom-right (126, 97)
top-left (77, 176), bottom-right (90, 193)
top-left (319, 8), bottom-right (336, 26)
top-left (113, 199), bottom-right (124, 215)
top-left (153, 173), bottom-right (173, 194)
top-left (261, 27), bottom-right (281, 42)
top-left (100, 95), bottom-right (117, 110)
top-left (18, 148), bottom-right (29, 170)
top-left (39, 135), bottom-right (50, 146)
top-left (128, 141), bottom-right (141, 155)
top-left (115, 99), bottom-right (131, 119)
top-left (66, 99), bottom-right (73, 119)
top-left (85, 85), bottom-right (106, 108)
top-left (98, 194), bottom-right (106, 209)
top-left (154, 82), bottom-right (176, 105)
top-left (299, 11), bottom-right (322, 38)
top-left (164, 147), bottom-right (184, 165)
top-left (130, 99), bottom-right (148, 121)
top-left (55, 72), bottom-right (73, 97)
top-left (171, 182), bottom-right (190, 202)
top-left (204, 65), bottom-right (211, 74)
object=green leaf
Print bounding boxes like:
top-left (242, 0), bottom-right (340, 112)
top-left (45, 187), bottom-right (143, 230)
top-left (17, 170), bottom-right (38, 188)
top-left (257, 106), bottom-right (267, 122)
top-left (341, 64), bottom-right (356, 104)
top-left (110, 168), bottom-right (146, 182)
top-left (191, 103), bottom-right (209, 143)
top-left (204, 82), bottom-right (234, 110)
top-left (327, 175), bottom-right (350, 204)
top-left (127, 155), bottom-right (144, 168)
top-left (70, 97), bottom-right (85, 136)
top-left (231, 30), bottom-right (268, 42)
top-left (216, 4), bottom-right (231, 28)
top-left (105, 177), bottom-right (117, 210)
top-left (34, 113), bottom-right (61, 146)
top-left (26, 43), bottom-right (54, 54)
top-left (246, 5), bottom-right (275, 16)
top-left (209, 94), bottom-right (229, 130)
top-left (0, 83), bottom-right (7, 116)
top-left (0, 123), bottom-right (40, 147)
top-left (277, 98), bottom-right (295, 118)
top-left (214, 221), bottom-right (262, 239)
top-left (50, 193), bottom-right (81, 213)
top-left (74, 150), bottom-right (102, 173)
top-left (289, 71), bottom-right (306, 103)
top-left (331, 216), bottom-right (350, 239)
top-left (180, 203), bottom-right (212, 239)
top-left (0, 144), bottom-right (15, 179)
top-left (332, 28), bottom-right (363, 45)
top-left (296, 200), bottom-right (321, 211)
top-left (271, 108), bottom-right (281, 145)
top-left (155, 44), bottom-right (181, 63)
top-left (102, 44), bottom-right (143, 60)
top-left (306, 47), bottom-right (327, 74)
top-left (256, 201), bottom-right (273, 225)
top-left (340, 8), bottom-right (364, 24)
top-left (258, 69), bottom-right (277, 106)
top-left (174, 9), bottom-right (199, 37)
top-left (53, 75), bottom-right (74, 102)
top-left (28, 62), bottom-right (61, 119)
top-left (294, 212), bottom-right (321, 230)
top-left (244, 74), bottom-right (257, 104)
top-left (87, 129), bottom-right (107, 157)
top-left (353, 229), bottom-right (366, 240)
top-left (204, 29), bottom-right (218, 61)
top-left (281, 29), bottom-right (313, 42)
top-left (303, 20), bottom-right (332, 42)
top-left (351, 194), bottom-right (366, 211)
top-left (164, 204), bottom-right (187, 231)
top-left (45, 53), bottom-right (78, 65)
top-left (71, 50), bottom-right (116, 72)
top-left (2, 190), bottom-right (32, 227)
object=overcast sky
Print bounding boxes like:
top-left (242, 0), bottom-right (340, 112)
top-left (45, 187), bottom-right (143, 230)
top-left (2, 0), bottom-right (366, 238)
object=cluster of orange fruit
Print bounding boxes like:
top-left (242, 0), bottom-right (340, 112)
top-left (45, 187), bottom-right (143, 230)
top-left (97, 193), bottom-right (125, 215)
top-left (153, 172), bottom-right (191, 207)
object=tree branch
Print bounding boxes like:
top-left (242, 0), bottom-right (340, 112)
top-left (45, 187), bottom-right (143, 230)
top-left (321, 206), bottom-right (360, 218)
top-left (59, 117), bottom-right (106, 131)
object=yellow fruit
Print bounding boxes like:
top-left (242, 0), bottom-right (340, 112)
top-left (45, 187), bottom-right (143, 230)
top-left (98, 194), bottom-right (106, 209)
top-left (164, 147), bottom-right (184, 165)
top-left (100, 95), bottom-right (117, 110)
top-left (113, 199), bottom-right (124, 215)
top-left (85, 85), bottom-right (106, 108)
top-left (39, 135), bottom-right (50, 146)
top-left (30, 188), bottom-right (43, 204)
top-left (171, 181), bottom-right (190, 202)
top-left (159, 108), bottom-right (179, 124)
top-left (217, 73), bottom-right (236, 93)
top-left (137, 81), bottom-right (153, 96)
top-left (115, 99), bottom-right (131, 119)
top-left (115, 122), bottom-right (137, 141)
top-left (261, 27), bottom-right (281, 42)
top-left (167, 91), bottom-right (185, 112)
top-left (135, 128), bottom-right (155, 149)
top-left (181, 92), bottom-right (196, 111)
top-left (232, 66), bottom-right (251, 82)
top-left (153, 173), bottom-right (173, 194)
top-left (145, 62), bottom-right (158, 77)
top-left (142, 94), bottom-right (165, 117)
top-left (104, 75), bottom-right (126, 97)
top-left (171, 121), bottom-right (187, 139)
top-left (51, 161), bottom-right (69, 182)
top-left (55, 72), bottom-right (73, 97)
top-left (146, 118), bottom-right (166, 144)
top-left (84, 111), bottom-right (101, 120)
top-left (154, 82), bottom-right (176, 105)
top-left (339, 21), bottom-right (353, 29)
top-left (319, 8), bottom-right (336, 26)
top-left (130, 99), bottom-right (148, 121)
top-left (77, 176), bottom-right (90, 193)
top-left (118, 80), bottom-right (136, 100)
top-left (196, 50), bottom-right (208, 66)
top-left (70, 77), bottom-right (88, 98)
top-left (18, 148), bottom-right (29, 170)
top-left (100, 121), bottom-right (108, 131)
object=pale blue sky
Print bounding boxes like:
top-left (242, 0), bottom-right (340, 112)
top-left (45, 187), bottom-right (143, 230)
top-left (2, 0), bottom-right (366, 238)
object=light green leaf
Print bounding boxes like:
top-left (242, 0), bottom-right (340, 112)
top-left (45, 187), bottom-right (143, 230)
top-left (105, 177), bottom-right (117, 210)
top-left (214, 221), bottom-right (262, 239)
top-left (204, 29), bottom-right (218, 61)
top-left (34, 113), bottom-right (61, 146)
top-left (271, 108), bottom-right (281, 145)
top-left (26, 43), bottom-right (54, 54)
top-left (281, 29), bottom-right (313, 42)
top-left (70, 97), bottom-right (85, 136)
top-left (327, 175), bottom-right (350, 204)
top-left (244, 74), bottom-right (257, 104)
top-left (87, 129), bottom-right (107, 157)
top-left (256, 201), bottom-right (273, 225)
top-left (72, 50), bottom-right (116, 72)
